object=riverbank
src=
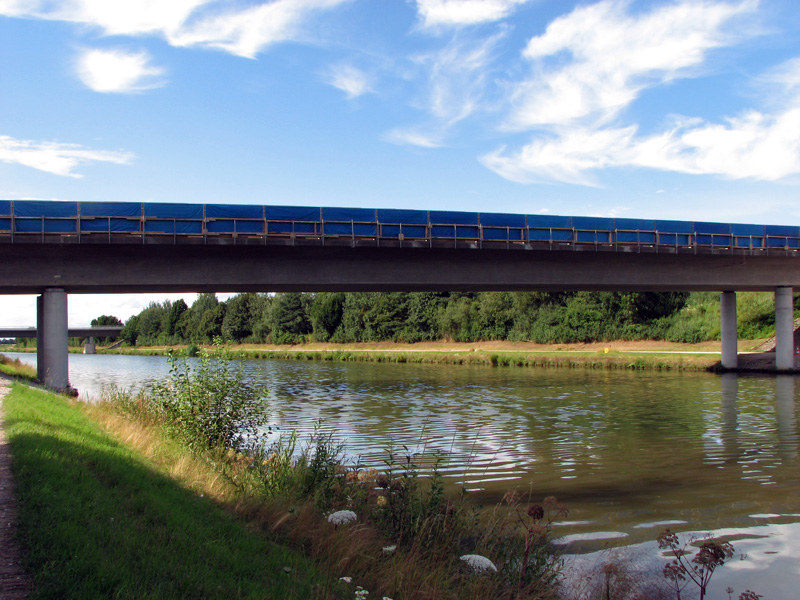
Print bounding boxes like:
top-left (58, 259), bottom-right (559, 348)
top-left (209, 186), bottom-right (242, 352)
top-left (1, 377), bottom-right (332, 598)
top-left (98, 339), bottom-right (754, 371)
top-left (0, 360), bottom-right (565, 599)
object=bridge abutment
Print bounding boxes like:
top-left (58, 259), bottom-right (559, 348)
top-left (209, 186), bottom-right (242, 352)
top-left (775, 287), bottom-right (794, 371)
top-left (38, 288), bottom-right (70, 391)
top-left (720, 291), bottom-right (738, 370)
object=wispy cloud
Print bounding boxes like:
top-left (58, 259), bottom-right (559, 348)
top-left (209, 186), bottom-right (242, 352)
top-left (482, 0), bottom-right (793, 185)
top-left (383, 128), bottom-right (445, 148)
top-left (388, 30), bottom-right (504, 146)
top-left (76, 48), bottom-right (165, 93)
top-left (507, 0), bottom-right (755, 130)
top-left (0, 0), bottom-right (208, 36)
top-left (323, 63), bottom-right (372, 99)
top-left (423, 31), bottom-right (502, 124)
top-left (169, 0), bottom-right (350, 58)
top-left (0, 135), bottom-right (134, 177)
top-left (414, 0), bottom-right (531, 29)
top-left (0, 0), bottom-right (351, 58)
top-left (483, 105), bottom-right (800, 184)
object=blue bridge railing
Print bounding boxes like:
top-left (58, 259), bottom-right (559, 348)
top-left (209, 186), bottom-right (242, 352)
top-left (0, 200), bottom-right (798, 254)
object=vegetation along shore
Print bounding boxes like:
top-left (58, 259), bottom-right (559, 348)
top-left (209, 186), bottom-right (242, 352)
top-left (9, 289), bottom-right (792, 372)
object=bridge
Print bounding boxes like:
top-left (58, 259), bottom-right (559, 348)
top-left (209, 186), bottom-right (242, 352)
top-left (2, 199), bottom-right (799, 390)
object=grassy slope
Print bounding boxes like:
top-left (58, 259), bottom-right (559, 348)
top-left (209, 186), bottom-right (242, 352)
top-left (4, 383), bottom-right (327, 600)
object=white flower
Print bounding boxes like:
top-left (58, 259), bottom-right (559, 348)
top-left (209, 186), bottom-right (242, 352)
top-left (339, 576), bottom-right (352, 583)
top-left (460, 554), bottom-right (498, 573)
top-left (382, 545), bottom-right (396, 553)
top-left (327, 510), bottom-right (358, 525)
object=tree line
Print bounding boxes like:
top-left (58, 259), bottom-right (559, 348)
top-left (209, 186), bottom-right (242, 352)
top-left (119, 291), bottom-right (701, 346)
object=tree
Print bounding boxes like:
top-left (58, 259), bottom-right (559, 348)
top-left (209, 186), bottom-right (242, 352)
top-left (197, 303), bottom-right (227, 343)
top-left (308, 292), bottom-right (345, 342)
top-left (120, 314), bottom-right (140, 346)
top-left (90, 314), bottom-right (123, 345)
top-left (163, 299), bottom-right (188, 340)
top-left (271, 292), bottom-right (311, 343)
top-left (222, 293), bottom-right (260, 342)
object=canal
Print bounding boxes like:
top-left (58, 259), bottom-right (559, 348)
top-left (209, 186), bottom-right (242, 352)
top-left (7, 351), bottom-right (799, 598)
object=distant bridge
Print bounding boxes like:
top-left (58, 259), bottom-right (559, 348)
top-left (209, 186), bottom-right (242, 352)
top-left (2, 199), bottom-right (799, 390)
top-left (0, 326), bottom-right (123, 338)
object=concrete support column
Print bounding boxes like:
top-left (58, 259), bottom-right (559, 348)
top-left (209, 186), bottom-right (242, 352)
top-left (775, 286), bottom-right (794, 371)
top-left (40, 288), bottom-right (69, 391)
top-left (36, 295), bottom-right (44, 381)
top-left (84, 336), bottom-right (96, 354)
top-left (720, 291), bottom-right (738, 370)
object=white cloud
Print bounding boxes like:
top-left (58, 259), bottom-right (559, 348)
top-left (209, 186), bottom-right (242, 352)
top-left (481, 0), bottom-right (798, 185)
top-left (0, 0), bottom-right (350, 58)
top-left (169, 0), bottom-right (351, 58)
top-left (77, 48), bottom-right (165, 93)
top-left (483, 105), bottom-right (800, 183)
top-left (0, 135), bottom-right (134, 178)
top-left (384, 128), bottom-right (445, 148)
top-left (423, 32), bottom-right (502, 124)
top-left (508, 0), bottom-right (756, 130)
top-left (390, 31), bottom-right (504, 147)
top-left (414, 0), bottom-right (531, 29)
top-left (0, 0), bottom-right (208, 36)
top-left (323, 63), bottom-right (372, 99)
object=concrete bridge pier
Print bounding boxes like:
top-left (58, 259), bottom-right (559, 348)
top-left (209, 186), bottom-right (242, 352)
top-left (83, 337), bottom-right (96, 354)
top-left (37, 288), bottom-right (70, 391)
top-left (720, 291), bottom-right (738, 370)
top-left (775, 286), bottom-right (794, 371)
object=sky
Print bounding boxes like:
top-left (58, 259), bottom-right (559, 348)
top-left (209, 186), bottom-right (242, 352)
top-left (2, 0), bottom-right (800, 326)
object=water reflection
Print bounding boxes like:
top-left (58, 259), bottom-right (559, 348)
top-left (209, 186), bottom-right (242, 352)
top-left (776, 375), bottom-right (798, 460)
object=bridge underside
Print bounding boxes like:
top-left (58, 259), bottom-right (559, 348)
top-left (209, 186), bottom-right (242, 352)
top-left (3, 243), bottom-right (798, 391)
top-left (1, 244), bottom-right (799, 294)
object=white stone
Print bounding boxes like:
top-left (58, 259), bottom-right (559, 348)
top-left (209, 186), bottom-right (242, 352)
top-left (460, 554), bottom-right (498, 573)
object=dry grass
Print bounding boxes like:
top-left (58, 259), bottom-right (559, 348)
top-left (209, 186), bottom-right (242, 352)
top-left (83, 403), bottom-right (240, 505)
top-left (85, 401), bottom-right (562, 600)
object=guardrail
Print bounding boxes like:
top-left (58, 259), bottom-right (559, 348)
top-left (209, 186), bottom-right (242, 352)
top-left (1, 200), bottom-right (798, 254)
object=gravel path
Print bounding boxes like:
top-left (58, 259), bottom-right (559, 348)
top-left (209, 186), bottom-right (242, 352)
top-left (0, 376), bottom-right (31, 599)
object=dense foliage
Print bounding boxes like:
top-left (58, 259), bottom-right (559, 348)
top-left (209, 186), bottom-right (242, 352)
top-left (114, 290), bottom-right (789, 347)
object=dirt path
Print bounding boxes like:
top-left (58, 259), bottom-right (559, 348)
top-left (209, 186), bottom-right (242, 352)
top-left (0, 376), bottom-right (31, 599)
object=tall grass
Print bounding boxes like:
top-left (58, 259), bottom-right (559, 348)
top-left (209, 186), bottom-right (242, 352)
top-left (0, 353), bottom-right (37, 381)
top-left (100, 346), bottom-right (567, 599)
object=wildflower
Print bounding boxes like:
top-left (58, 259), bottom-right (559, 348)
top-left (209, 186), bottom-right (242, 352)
top-left (528, 504), bottom-right (544, 520)
top-left (376, 495), bottom-right (387, 507)
top-left (460, 554), bottom-right (498, 573)
top-left (328, 510), bottom-right (358, 525)
top-left (359, 468), bottom-right (378, 483)
top-left (346, 471), bottom-right (359, 483)
top-left (382, 545), bottom-right (396, 553)
top-left (339, 576), bottom-right (352, 583)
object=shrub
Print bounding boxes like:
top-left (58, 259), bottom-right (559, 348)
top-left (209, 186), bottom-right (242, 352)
top-left (150, 343), bottom-right (269, 452)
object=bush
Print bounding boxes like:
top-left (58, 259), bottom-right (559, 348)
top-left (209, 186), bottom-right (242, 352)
top-left (150, 343), bottom-right (269, 452)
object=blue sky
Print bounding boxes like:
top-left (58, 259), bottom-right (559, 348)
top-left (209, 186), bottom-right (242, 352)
top-left (2, 0), bottom-right (800, 326)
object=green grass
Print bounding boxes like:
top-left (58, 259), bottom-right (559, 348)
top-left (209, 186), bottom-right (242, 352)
top-left (0, 353), bottom-right (38, 382)
top-left (4, 383), bottom-right (328, 599)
